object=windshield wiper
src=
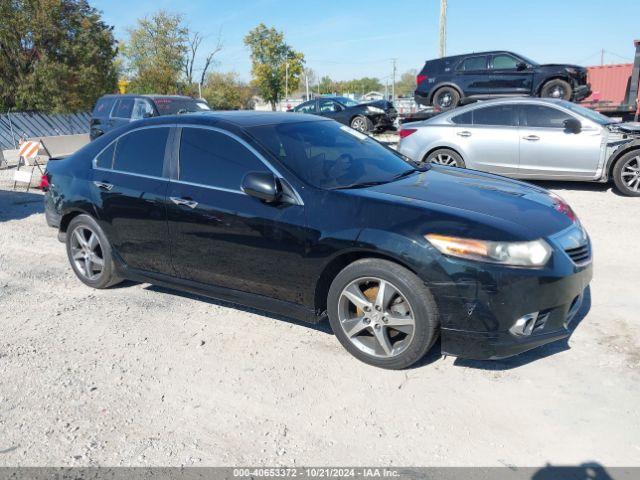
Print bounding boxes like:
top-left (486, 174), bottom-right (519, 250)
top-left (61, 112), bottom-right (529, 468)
top-left (392, 168), bottom-right (426, 181)
top-left (332, 180), bottom-right (392, 190)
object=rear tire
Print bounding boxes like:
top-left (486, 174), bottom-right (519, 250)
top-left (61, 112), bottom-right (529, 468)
top-left (66, 214), bottom-right (122, 289)
top-left (431, 86), bottom-right (460, 110)
top-left (424, 148), bottom-right (466, 168)
top-left (327, 258), bottom-right (439, 370)
top-left (540, 79), bottom-right (572, 100)
top-left (612, 150), bottom-right (640, 196)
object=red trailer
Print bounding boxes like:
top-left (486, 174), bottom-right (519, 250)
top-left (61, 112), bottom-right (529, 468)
top-left (580, 40), bottom-right (640, 121)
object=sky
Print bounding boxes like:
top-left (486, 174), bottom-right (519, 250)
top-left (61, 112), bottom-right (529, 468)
top-left (93, 0), bottom-right (640, 83)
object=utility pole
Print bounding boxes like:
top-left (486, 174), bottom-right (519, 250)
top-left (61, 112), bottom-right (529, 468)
top-left (439, 0), bottom-right (447, 58)
top-left (391, 58), bottom-right (397, 102)
top-left (601, 48), bottom-right (605, 66)
top-left (305, 73), bottom-right (309, 100)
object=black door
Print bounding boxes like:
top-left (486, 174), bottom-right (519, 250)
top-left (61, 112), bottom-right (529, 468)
top-left (455, 55), bottom-right (492, 96)
top-left (92, 126), bottom-right (172, 274)
top-left (489, 54), bottom-right (533, 94)
top-left (166, 126), bottom-right (309, 304)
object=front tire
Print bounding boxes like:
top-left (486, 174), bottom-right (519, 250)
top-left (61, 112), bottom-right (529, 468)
top-left (327, 259), bottom-right (439, 370)
top-left (66, 214), bottom-right (122, 289)
top-left (612, 151), bottom-right (640, 196)
top-left (540, 79), bottom-right (572, 100)
top-left (424, 148), bottom-right (466, 168)
top-left (350, 115), bottom-right (373, 133)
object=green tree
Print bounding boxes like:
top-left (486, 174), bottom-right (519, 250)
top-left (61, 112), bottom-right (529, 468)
top-left (122, 11), bottom-right (188, 94)
top-left (202, 72), bottom-right (254, 110)
top-left (244, 23), bottom-right (304, 110)
top-left (395, 69), bottom-right (418, 97)
top-left (0, 0), bottom-right (118, 113)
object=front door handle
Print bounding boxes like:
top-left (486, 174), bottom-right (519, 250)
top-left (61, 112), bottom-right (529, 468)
top-left (457, 131), bottom-right (472, 137)
top-left (170, 197), bottom-right (198, 209)
top-left (522, 135), bottom-right (540, 141)
top-left (93, 181), bottom-right (113, 191)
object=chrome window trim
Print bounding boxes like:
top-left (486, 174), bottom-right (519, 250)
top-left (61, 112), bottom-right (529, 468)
top-left (170, 178), bottom-right (245, 195)
top-left (91, 124), bottom-right (172, 176)
top-left (175, 124), bottom-right (304, 206)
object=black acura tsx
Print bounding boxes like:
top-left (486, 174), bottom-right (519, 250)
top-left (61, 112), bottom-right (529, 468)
top-left (43, 111), bottom-right (592, 369)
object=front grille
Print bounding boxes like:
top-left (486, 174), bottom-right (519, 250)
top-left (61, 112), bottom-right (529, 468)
top-left (565, 244), bottom-right (591, 265)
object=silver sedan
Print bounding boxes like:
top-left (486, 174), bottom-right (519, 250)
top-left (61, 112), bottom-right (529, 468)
top-left (397, 98), bottom-right (640, 196)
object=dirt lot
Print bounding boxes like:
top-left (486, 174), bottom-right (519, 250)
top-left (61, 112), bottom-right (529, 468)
top-left (0, 167), bottom-right (639, 467)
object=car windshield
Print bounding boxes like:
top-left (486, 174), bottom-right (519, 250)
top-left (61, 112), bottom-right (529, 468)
top-left (153, 98), bottom-right (211, 114)
top-left (335, 97), bottom-right (360, 107)
top-left (248, 120), bottom-right (419, 190)
top-left (559, 101), bottom-right (616, 125)
top-left (517, 53), bottom-right (539, 67)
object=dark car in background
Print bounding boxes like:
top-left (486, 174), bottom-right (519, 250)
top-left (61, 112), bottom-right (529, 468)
top-left (89, 94), bottom-right (210, 140)
top-left (44, 111), bottom-right (592, 369)
top-left (415, 51), bottom-right (591, 110)
top-left (290, 96), bottom-right (397, 133)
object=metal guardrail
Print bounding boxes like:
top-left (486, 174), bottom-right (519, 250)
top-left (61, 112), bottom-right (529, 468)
top-left (0, 111), bottom-right (90, 150)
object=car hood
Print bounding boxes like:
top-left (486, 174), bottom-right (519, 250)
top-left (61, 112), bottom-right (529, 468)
top-left (363, 166), bottom-right (575, 239)
top-left (363, 99), bottom-right (394, 110)
top-left (538, 63), bottom-right (586, 71)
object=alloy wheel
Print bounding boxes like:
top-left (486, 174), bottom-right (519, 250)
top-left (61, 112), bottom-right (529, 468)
top-left (429, 153), bottom-right (458, 166)
top-left (337, 277), bottom-right (416, 358)
top-left (621, 155), bottom-right (640, 192)
top-left (70, 226), bottom-right (105, 281)
top-left (437, 93), bottom-right (453, 108)
top-left (351, 117), bottom-right (367, 133)
top-left (550, 85), bottom-right (566, 98)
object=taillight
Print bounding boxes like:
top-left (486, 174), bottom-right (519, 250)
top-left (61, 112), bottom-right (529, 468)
top-left (399, 128), bottom-right (417, 139)
top-left (39, 173), bottom-right (50, 191)
top-left (416, 74), bottom-right (427, 85)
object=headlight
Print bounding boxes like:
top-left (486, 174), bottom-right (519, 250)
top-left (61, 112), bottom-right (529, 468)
top-left (425, 234), bottom-right (552, 267)
top-left (367, 106), bottom-right (385, 114)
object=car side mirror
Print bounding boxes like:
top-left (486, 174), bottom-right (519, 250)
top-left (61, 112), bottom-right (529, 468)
top-left (143, 112), bottom-right (154, 118)
top-left (516, 62), bottom-right (528, 71)
top-left (563, 118), bottom-right (582, 133)
top-left (242, 171), bottom-right (281, 203)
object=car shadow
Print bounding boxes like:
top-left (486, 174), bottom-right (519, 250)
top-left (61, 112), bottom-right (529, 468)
top-left (531, 180), bottom-right (625, 196)
top-left (143, 284), bottom-right (333, 335)
top-left (0, 189), bottom-right (44, 222)
top-left (452, 286), bottom-right (592, 371)
top-left (531, 462), bottom-right (615, 480)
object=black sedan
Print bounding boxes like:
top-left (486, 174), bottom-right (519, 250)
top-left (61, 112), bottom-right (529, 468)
top-left (43, 111), bottom-right (592, 369)
top-left (290, 96), bottom-right (397, 133)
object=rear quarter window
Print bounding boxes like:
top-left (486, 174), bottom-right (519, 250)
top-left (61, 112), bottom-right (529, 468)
top-left (451, 111), bottom-right (472, 124)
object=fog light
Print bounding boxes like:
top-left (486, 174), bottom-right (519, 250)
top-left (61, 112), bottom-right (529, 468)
top-left (510, 312), bottom-right (539, 336)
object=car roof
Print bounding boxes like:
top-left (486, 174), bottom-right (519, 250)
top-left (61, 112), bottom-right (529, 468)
top-left (99, 94), bottom-right (199, 100)
top-left (141, 110), bottom-right (326, 128)
top-left (428, 51), bottom-right (519, 62)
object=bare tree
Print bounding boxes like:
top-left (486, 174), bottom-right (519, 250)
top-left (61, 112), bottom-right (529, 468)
top-left (184, 27), bottom-right (223, 89)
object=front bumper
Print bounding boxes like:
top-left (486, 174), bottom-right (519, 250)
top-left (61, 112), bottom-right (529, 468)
top-left (572, 83), bottom-right (591, 102)
top-left (425, 232), bottom-right (593, 360)
top-left (371, 113), bottom-right (397, 132)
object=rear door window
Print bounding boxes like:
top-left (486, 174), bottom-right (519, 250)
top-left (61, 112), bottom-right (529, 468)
top-left (178, 128), bottom-right (269, 190)
top-left (521, 105), bottom-right (573, 128)
top-left (113, 127), bottom-right (169, 177)
top-left (459, 56), bottom-right (488, 71)
top-left (472, 105), bottom-right (518, 126)
top-left (111, 98), bottom-right (135, 119)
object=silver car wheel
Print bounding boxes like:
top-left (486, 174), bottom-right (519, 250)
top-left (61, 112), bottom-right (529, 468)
top-left (429, 152), bottom-right (458, 166)
top-left (549, 85), bottom-right (565, 98)
top-left (337, 277), bottom-right (415, 359)
top-left (351, 116), bottom-right (367, 133)
top-left (621, 155), bottom-right (640, 191)
top-left (70, 226), bottom-right (104, 281)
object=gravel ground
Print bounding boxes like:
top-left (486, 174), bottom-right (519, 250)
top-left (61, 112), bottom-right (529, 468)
top-left (0, 161), bottom-right (639, 467)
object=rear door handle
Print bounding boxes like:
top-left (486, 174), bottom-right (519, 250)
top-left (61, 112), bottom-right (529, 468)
top-left (93, 181), bottom-right (113, 191)
top-left (170, 197), bottom-right (198, 209)
top-left (457, 131), bottom-right (472, 137)
top-left (522, 135), bottom-right (540, 141)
